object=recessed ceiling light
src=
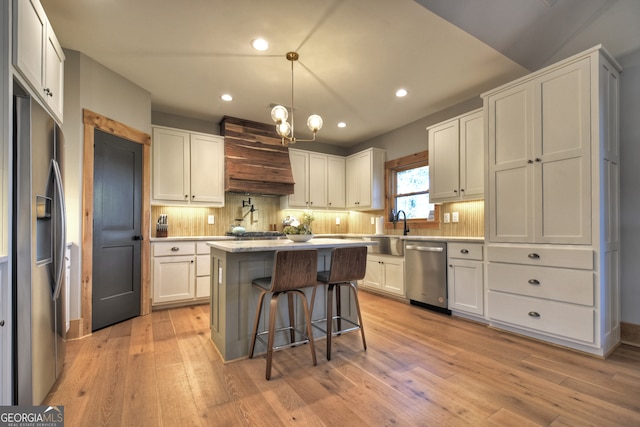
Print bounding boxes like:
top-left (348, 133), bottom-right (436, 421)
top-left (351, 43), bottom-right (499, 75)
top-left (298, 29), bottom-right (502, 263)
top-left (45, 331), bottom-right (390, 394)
top-left (337, 122), bottom-right (347, 128)
top-left (396, 88), bottom-right (408, 98)
top-left (251, 38), bottom-right (269, 51)
top-left (221, 94), bottom-right (233, 102)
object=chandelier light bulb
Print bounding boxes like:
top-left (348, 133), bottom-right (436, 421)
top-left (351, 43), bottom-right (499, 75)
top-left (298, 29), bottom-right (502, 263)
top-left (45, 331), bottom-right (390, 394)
top-left (271, 105), bottom-right (288, 123)
top-left (276, 121), bottom-right (291, 137)
top-left (307, 115), bottom-right (323, 133)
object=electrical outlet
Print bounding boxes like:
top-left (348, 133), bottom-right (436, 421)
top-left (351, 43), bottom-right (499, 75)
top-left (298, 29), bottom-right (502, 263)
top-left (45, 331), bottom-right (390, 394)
top-left (452, 212), bottom-right (459, 223)
top-left (336, 217), bottom-right (340, 225)
top-left (443, 212), bottom-right (450, 223)
top-left (371, 217), bottom-right (375, 224)
top-left (208, 215), bottom-right (215, 225)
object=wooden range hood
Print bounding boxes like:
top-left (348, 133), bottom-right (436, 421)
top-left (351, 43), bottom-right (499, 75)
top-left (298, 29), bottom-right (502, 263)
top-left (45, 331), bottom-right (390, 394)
top-left (220, 116), bottom-right (295, 196)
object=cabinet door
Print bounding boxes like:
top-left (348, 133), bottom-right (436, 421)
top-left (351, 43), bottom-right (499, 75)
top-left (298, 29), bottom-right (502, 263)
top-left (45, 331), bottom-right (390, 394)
top-left (346, 151), bottom-right (371, 208)
top-left (459, 111), bottom-right (484, 199)
top-left (382, 259), bottom-right (405, 296)
top-left (14, 0), bottom-right (46, 94)
top-left (345, 155), bottom-right (360, 208)
top-left (363, 258), bottom-right (382, 289)
top-left (153, 256), bottom-right (195, 304)
top-left (287, 149), bottom-right (309, 207)
top-left (327, 155), bottom-right (346, 209)
top-left (44, 25), bottom-right (64, 121)
top-left (487, 84), bottom-right (535, 242)
top-left (152, 128), bottom-right (190, 202)
top-left (190, 134), bottom-right (225, 205)
top-left (534, 58), bottom-right (591, 244)
top-left (196, 276), bottom-right (210, 299)
top-left (429, 119), bottom-right (460, 202)
top-left (308, 153), bottom-right (328, 208)
top-left (448, 259), bottom-right (484, 315)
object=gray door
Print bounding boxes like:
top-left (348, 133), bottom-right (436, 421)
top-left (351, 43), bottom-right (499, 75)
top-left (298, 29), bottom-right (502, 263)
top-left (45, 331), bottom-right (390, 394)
top-left (92, 129), bottom-right (142, 331)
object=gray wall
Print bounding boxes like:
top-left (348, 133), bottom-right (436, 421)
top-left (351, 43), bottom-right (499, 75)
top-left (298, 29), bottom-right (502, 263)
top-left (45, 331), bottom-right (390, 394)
top-left (151, 110), bottom-right (349, 156)
top-left (350, 97), bottom-right (482, 160)
top-left (619, 47), bottom-right (640, 325)
top-left (61, 49), bottom-right (151, 321)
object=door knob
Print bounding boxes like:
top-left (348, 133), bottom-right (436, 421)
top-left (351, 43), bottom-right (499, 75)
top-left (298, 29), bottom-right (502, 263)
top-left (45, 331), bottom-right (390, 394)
top-left (132, 235), bottom-right (144, 241)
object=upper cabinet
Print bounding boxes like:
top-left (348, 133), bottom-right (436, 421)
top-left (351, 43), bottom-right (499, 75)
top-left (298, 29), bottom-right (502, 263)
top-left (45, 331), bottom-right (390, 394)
top-left (485, 57), bottom-right (592, 244)
top-left (326, 155), bottom-right (346, 209)
top-left (346, 148), bottom-right (385, 210)
top-left (428, 109), bottom-right (483, 203)
top-left (282, 149), bottom-right (346, 210)
top-left (152, 126), bottom-right (224, 207)
top-left (13, 0), bottom-right (65, 122)
top-left (283, 149), bottom-right (327, 209)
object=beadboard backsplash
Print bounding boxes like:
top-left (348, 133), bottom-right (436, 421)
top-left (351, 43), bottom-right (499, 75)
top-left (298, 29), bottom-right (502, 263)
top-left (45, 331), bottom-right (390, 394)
top-left (151, 195), bottom-right (484, 238)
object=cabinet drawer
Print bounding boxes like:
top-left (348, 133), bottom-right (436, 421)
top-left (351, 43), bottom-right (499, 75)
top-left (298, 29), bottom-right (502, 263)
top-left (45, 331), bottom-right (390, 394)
top-left (448, 243), bottom-right (483, 261)
top-left (488, 291), bottom-right (594, 343)
top-left (196, 254), bottom-right (210, 277)
top-left (196, 242), bottom-right (210, 254)
top-left (487, 246), bottom-right (592, 269)
top-left (488, 263), bottom-right (593, 305)
top-left (153, 242), bottom-right (196, 257)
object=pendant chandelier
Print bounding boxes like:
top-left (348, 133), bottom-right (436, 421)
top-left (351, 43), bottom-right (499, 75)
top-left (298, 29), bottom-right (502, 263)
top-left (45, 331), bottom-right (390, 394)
top-left (271, 52), bottom-right (323, 145)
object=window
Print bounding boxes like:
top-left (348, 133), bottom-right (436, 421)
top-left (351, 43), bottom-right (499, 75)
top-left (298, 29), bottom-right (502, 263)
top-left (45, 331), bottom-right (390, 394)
top-left (385, 151), bottom-right (440, 229)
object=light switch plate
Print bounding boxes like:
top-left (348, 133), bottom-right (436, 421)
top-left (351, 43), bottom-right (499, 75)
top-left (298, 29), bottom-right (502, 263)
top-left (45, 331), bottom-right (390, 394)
top-left (371, 217), bottom-right (375, 224)
top-left (336, 217), bottom-right (340, 225)
top-left (452, 212), bottom-right (459, 223)
top-left (443, 213), bottom-right (450, 223)
top-left (208, 215), bottom-right (215, 225)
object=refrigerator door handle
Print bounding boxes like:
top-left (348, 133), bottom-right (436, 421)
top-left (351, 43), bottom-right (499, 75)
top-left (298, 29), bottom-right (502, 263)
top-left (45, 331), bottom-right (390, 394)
top-left (50, 159), bottom-right (66, 300)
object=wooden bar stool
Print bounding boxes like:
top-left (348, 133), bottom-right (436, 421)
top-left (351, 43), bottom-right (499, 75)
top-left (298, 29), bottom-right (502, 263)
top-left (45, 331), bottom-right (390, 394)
top-left (311, 246), bottom-right (368, 360)
top-left (249, 249), bottom-right (318, 380)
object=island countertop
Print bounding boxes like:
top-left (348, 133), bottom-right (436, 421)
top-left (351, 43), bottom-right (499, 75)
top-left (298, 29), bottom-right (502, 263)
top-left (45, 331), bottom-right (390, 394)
top-left (206, 237), bottom-right (377, 253)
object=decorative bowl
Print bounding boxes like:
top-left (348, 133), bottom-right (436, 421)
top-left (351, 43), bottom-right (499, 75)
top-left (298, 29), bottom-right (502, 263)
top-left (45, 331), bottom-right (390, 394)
top-left (286, 234), bottom-right (314, 242)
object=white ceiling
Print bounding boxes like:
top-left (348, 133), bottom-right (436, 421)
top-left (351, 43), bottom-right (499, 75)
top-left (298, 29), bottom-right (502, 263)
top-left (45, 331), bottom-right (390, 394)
top-left (40, 0), bottom-right (640, 147)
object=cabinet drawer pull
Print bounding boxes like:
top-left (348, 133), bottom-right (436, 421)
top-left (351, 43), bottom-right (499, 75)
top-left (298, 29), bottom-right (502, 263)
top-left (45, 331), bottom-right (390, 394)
top-left (528, 279), bottom-right (540, 285)
top-left (171, 247), bottom-right (180, 252)
top-left (528, 253), bottom-right (540, 259)
top-left (528, 311), bottom-right (541, 318)
top-left (460, 249), bottom-right (469, 254)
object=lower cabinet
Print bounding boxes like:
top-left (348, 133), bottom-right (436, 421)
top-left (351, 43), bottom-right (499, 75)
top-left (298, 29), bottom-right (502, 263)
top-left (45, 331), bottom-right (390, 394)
top-left (487, 245), bottom-right (596, 347)
top-left (447, 242), bottom-right (484, 317)
top-left (152, 241), bottom-right (210, 306)
top-left (361, 254), bottom-right (405, 296)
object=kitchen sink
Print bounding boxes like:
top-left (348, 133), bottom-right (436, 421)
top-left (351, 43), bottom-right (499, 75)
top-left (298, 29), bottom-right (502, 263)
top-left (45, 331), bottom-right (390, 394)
top-left (363, 236), bottom-right (404, 256)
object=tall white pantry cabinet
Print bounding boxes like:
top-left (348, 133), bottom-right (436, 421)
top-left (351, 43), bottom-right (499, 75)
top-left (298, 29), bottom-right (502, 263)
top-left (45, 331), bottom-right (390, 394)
top-left (482, 45), bottom-right (621, 357)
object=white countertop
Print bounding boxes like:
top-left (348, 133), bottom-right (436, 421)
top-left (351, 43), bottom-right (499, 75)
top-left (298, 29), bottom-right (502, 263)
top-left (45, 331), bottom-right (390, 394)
top-left (207, 238), bottom-right (377, 253)
top-left (153, 234), bottom-right (484, 244)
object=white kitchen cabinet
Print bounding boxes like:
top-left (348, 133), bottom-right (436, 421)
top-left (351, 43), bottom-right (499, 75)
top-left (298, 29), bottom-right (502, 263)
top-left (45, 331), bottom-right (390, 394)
top-left (486, 58), bottom-right (591, 244)
top-left (362, 254), bottom-right (404, 297)
top-left (152, 241), bottom-right (212, 306)
top-left (282, 149), bottom-right (345, 210)
top-left (152, 126), bottom-right (224, 207)
top-left (152, 242), bottom-right (196, 305)
top-left (346, 148), bottom-right (385, 210)
top-left (447, 242), bottom-right (484, 317)
top-left (487, 245), bottom-right (595, 343)
top-left (283, 149), bottom-right (327, 208)
top-left (13, 0), bottom-right (65, 122)
top-left (428, 109), bottom-right (483, 203)
top-left (327, 155), bottom-right (346, 209)
top-left (482, 46), bottom-right (621, 356)
top-left (195, 242), bottom-right (211, 299)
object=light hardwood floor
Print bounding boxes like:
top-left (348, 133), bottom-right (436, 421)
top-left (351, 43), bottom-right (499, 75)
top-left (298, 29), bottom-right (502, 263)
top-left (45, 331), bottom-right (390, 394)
top-left (45, 291), bottom-right (640, 426)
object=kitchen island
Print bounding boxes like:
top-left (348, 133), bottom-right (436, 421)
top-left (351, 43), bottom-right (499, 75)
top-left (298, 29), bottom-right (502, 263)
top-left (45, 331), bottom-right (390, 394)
top-left (206, 238), bottom-right (376, 362)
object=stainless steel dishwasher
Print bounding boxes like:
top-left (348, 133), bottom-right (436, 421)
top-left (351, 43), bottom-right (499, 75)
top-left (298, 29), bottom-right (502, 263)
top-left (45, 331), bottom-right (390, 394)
top-left (404, 241), bottom-right (449, 313)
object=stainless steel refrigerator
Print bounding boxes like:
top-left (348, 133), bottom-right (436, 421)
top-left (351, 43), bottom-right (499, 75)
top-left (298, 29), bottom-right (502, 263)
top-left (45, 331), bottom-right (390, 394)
top-left (12, 91), bottom-right (67, 405)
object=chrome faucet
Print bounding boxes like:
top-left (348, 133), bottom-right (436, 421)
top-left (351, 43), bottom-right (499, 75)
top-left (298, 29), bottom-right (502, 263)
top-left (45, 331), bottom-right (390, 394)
top-left (395, 210), bottom-right (410, 235)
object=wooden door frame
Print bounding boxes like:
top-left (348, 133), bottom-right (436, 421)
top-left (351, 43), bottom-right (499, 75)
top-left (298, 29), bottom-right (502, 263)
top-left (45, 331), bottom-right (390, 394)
top-left (80, 109), bottom-right (151, 337)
